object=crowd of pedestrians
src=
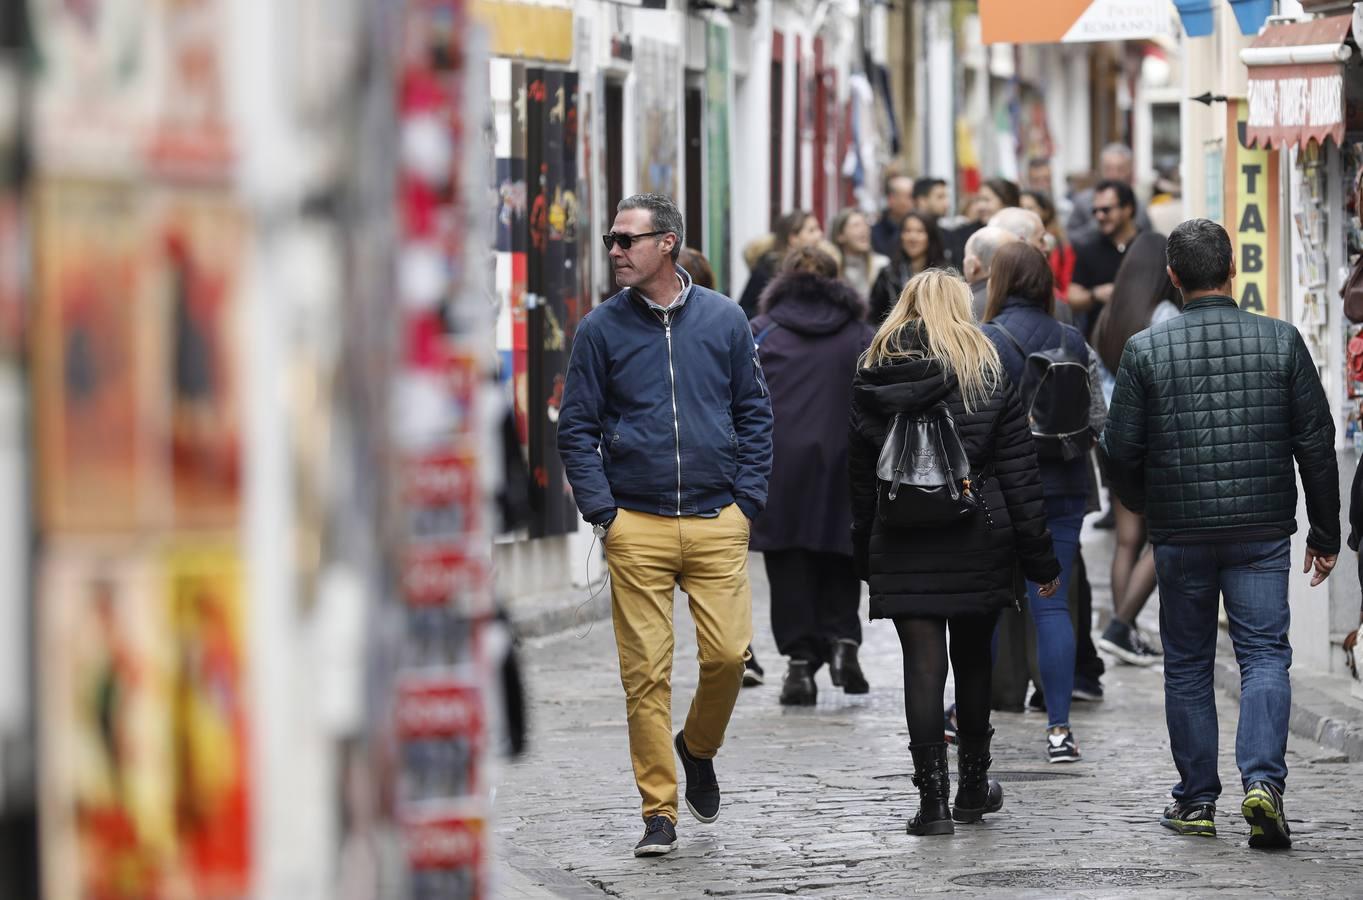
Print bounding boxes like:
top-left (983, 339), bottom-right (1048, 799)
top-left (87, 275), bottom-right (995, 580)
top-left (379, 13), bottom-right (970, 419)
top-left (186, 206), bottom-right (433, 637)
top-left (556, 162), bottom-right (1343, 859)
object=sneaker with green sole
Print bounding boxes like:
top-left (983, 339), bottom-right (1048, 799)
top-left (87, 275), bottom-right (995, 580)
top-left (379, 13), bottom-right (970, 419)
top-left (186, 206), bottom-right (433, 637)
top-left (1242, 782), bottom-right (1291, 849)
top-left (1160, 800), bottom-right (1217, 837)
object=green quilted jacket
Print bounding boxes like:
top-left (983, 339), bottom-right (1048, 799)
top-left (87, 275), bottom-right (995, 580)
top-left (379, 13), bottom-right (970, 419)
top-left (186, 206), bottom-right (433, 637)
top-left (1101, 295), bottom-right (1339, 553)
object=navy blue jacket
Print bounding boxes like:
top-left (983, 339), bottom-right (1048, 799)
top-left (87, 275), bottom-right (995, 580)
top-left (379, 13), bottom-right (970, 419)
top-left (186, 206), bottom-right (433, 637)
top-left (984, 300), bottom-right (1096, 500)
top-left (557, 270), bottom-right (774, 525)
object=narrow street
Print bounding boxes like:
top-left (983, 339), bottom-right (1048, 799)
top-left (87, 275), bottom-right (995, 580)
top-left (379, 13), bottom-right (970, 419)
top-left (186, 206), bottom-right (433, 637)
top-left (495, 529), bottom-right (1363, 898)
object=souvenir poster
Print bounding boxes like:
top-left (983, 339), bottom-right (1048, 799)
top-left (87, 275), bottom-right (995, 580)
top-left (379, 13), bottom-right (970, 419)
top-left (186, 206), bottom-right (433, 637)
top-left (405, 815), bottom-right (485, 900)
top-left (28, 0), bottom-right (155, 174)
top-left (395, 677), bottom-right (483, 808)
top-left (39, 550), bottom-right (175, 900)
top-left (32, 180), bottom-right (150, 532)
top-left (492, 59), bottom-right (530, 457)
top-left (143, 0), bottom-right (234, 175)
top-left (527, 68), bottom-right (579, 537)
top-left (635, 39), bottom-right (680, 199)
top-left (148, 188), bottom-right (245, 527)
top-left (163, 544), bottom-right (251, 897)
top-left (705, 23), bottom-right (732, 295)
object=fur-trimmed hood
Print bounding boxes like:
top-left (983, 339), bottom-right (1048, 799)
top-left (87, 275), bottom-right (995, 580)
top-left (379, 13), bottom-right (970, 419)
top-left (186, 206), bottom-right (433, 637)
top-left (757, 271), bottom-right (868, 335)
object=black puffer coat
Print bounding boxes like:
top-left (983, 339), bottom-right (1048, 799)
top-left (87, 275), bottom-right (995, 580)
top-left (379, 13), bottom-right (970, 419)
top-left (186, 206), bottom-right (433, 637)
top-left (849, 328), bottom-right (1061, 619)
top-left (750, 271), bottom-right (875, 555)
top-left (1102, 294), bottom-right (1339, 552)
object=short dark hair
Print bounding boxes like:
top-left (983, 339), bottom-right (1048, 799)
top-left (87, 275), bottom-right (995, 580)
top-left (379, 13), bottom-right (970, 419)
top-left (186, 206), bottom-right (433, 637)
top-left (912, 177), bottom-right (946, 200)
top-left (1167, 218), bottom-right (1233, 293)
top-left (618, 193), bottom-right (684, 261)
top-left (1093, 179), bottom-right (1136, 212)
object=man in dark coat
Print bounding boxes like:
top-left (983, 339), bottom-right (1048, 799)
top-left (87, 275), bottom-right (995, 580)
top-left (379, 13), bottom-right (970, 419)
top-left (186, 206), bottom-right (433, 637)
top-left (749, 248), bottom-right (876, 705)
top-left (1102, 218), bottom-right (1339, 849)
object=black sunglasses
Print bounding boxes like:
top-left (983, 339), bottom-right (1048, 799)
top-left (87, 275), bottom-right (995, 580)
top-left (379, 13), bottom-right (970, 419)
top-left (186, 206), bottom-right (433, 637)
top-left (1092, 205), bottom-right (1117, 216)
top-left (602, 230), bottom-right (666, 251)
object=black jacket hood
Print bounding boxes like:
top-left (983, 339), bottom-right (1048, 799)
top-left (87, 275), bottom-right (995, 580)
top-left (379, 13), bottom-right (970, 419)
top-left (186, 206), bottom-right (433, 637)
top-left (758, 271), bottom-right (867, 335)
top-left (853, 356), bottom-right (955, 415)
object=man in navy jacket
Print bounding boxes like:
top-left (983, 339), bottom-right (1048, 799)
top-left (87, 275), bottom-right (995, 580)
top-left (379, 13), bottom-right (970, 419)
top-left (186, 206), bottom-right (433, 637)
top-left (557, 194), bottom-right (772, 858)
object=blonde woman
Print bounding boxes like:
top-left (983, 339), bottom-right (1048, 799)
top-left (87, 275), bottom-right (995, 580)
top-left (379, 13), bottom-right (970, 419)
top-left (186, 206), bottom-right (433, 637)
top-left (848, 269), bottom-right (1060, 836)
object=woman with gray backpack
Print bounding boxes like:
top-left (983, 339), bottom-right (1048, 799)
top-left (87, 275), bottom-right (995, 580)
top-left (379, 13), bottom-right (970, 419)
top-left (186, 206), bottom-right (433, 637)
top-left (849, 268), bottom-right (1060, 836)
top-left (981, 242), bottom-right (1108, 764)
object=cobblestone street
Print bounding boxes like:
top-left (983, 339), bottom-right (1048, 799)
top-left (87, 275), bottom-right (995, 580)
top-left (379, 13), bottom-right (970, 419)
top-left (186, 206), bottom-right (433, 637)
top-left (494, 533), bottom-right (1363, 898)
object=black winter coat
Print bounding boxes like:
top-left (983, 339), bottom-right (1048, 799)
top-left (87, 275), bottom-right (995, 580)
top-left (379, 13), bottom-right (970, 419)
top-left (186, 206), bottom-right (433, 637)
top-left (739, 254), bottom-right (779, 319)
top-left (849, 328), bottom-right (1061, 619)
top-left (1102, 294), bottom-right (1339, 552)
top-left (750, 272), bottom-right (875, 555)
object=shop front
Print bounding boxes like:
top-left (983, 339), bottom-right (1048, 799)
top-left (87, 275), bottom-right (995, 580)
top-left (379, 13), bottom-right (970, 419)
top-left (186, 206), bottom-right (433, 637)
top-left (1242, 12), bottom-right (1363, 682)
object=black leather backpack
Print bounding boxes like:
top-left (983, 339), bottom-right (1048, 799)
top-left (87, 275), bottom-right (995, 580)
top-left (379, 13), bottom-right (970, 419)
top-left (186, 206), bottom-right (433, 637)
top-left (875, 402), bottom-right (980, 527)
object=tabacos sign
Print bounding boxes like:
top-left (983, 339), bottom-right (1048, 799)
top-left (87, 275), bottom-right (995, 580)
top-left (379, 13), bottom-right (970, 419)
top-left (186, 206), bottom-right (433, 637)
top-left (1224, 99), bottom-right (1280, 318)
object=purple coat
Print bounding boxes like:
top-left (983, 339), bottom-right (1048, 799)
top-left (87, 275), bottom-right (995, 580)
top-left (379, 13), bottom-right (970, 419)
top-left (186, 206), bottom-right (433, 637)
top-left (749, 272), bottom-right (875, 555)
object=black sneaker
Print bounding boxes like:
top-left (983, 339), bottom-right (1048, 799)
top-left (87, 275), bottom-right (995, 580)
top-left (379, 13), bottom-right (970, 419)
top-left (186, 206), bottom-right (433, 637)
top-left (1027, 688), bottom-right (1046, 712)
top-left (742, 647), bottom-right (764, 687)
top-left (1046, 727), bottom-right (1081, 763)
top-left (633, 815), bottom-right (677, 857)
top-left (674, 731), bottom-right (720, 823)
top-left (1160, 800), bottom-right (1217, 837)
top-left (1099, 620), bottom-right (1160, 667)
top-left (1071, 676), bottom-right (1104, 702)
top-left (1242, 782), bottom-right (1291, 849)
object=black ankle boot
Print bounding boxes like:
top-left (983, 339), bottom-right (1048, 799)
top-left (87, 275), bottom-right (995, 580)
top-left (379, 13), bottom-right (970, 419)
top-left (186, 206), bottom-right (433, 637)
top-left (828, 639), bottom-right (869, 694)
top-left (779, 660), bottom-right (817, 706)
top-left (952, 727), bottom-right (1004, 823)
top-left (908, 743), bottom-right (954, 836)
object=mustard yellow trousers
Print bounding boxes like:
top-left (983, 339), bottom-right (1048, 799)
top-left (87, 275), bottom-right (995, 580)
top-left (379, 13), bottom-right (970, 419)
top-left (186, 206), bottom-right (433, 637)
top-left (605, 504), bottom-right (754, 823)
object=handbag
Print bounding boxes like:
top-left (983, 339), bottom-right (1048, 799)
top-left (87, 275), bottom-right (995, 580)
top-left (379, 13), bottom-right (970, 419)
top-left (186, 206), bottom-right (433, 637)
top-left (875, 402), bottom-right (980, 527)
top-left (1342, 253), bottom-right (1363, 324)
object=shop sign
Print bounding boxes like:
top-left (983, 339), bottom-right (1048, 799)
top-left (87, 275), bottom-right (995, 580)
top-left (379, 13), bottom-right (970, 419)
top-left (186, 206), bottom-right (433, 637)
top-left (1225, 100), bottom-right (1280, 318)
top-left (980, 0), bottom-right (1174, 45)
top-left (1246, 68), bottom-right (1345, 148)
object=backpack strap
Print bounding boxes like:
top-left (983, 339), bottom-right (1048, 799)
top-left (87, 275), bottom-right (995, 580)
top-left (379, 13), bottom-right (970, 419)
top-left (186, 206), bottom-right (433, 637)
top-left (985, 320), bottom-right (1026, 358)
top-left (754, 321), bottom-right (782, 347)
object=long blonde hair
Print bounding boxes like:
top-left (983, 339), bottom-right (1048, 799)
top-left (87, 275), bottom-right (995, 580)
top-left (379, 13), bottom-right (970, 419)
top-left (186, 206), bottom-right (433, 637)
top-left (862, 268), bottom-right (1002, 412)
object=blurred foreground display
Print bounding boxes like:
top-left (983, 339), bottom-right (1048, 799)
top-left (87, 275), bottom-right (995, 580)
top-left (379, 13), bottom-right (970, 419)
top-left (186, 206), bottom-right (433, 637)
top-left (14, 0), bottom-right (501, 897)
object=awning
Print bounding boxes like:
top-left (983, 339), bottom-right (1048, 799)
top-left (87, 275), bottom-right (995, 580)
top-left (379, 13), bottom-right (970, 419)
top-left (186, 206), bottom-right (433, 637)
top-left (1242, 14), bottom-right (1354, 149)
top-left (979, 0), bottom-right (1172, 46)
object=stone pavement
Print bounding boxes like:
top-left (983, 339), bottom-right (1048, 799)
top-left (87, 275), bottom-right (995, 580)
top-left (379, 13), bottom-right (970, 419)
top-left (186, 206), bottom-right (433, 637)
top-left (493, 540), bottom-right (1363, 898)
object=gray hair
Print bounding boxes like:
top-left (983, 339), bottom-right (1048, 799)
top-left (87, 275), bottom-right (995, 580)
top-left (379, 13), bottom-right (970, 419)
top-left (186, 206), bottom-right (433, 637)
top-left (963, 226), bottom-right (1019, 277)
top-left (1100, 143), bottom-right (1134, 162)
top-left (618, 193), bottom-right (684, 261)
top-left (988, 207), bottom-right (1045, 244)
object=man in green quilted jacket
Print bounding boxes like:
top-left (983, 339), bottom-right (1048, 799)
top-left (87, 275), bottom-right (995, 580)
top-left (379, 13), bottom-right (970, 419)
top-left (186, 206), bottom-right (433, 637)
top-left (1101, 218), bottom-right (1339, 850)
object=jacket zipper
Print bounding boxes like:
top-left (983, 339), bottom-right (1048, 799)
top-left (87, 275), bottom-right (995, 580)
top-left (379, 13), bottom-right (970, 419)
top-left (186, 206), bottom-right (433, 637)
top-left (663, 310), bottom-right (682, 515)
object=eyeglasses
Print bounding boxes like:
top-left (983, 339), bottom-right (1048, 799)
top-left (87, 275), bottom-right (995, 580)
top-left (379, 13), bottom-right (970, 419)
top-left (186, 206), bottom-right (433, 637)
top-left (602, 230), bottom-right (666, 251)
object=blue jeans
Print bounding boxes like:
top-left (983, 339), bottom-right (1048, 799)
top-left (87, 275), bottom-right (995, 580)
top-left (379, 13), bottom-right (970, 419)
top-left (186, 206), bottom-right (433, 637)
top-left (1152, 539), bottom-right (1292, 805)
top-left (1026, 494), bottom-right (1085, 729)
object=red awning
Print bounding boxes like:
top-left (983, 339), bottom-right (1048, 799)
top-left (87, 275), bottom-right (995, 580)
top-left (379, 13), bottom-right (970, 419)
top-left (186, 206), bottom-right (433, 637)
top-left (1243, 14), bottom-right (1354, 149)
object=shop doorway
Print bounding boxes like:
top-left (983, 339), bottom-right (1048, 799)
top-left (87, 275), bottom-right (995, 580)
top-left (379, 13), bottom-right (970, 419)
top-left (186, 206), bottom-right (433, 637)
top-left (684, 83), bottom-right (704, 250)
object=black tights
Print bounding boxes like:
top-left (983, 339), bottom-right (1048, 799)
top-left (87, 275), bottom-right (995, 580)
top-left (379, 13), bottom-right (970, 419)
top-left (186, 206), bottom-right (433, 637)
top-left (893, 612), bottom-right (1000, 746)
